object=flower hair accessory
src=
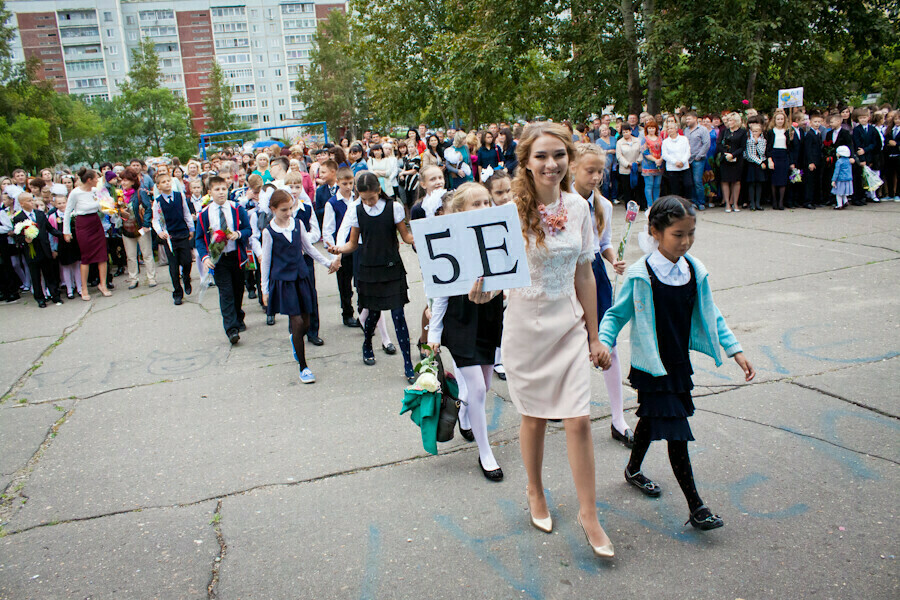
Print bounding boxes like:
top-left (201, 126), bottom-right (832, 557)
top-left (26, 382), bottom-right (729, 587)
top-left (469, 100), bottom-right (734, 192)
top-left (538, 197), bottom-right (567, 235)
top-left (638, 223), bottom-right (659, 254)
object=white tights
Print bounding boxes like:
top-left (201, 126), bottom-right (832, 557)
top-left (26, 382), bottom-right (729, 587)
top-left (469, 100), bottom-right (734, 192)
top-left (600, 347), bottom-right (630, 434)
top-left (358, 308), bottom-right (392, 346)
top-left (59, 262), bottom-right (82, 294)
top-left (836, 194), bottom-right (849, 208)
top-left (457, 364), bottom-right (499, 471)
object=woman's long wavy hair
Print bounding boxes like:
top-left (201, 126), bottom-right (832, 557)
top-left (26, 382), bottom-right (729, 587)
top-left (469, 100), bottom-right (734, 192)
top-left (512, 122), bottom-right (575, 248)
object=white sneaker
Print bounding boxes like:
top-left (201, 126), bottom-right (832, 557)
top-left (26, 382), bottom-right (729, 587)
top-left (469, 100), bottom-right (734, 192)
top-left (894, 196), bottom-right (900, 202)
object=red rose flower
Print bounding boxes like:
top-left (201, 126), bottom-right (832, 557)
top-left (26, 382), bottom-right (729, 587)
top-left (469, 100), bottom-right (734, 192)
top-left (212, 229), bottom-right (227, 244)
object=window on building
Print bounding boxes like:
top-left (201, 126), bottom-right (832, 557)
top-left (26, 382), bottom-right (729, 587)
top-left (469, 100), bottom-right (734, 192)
top-left (270, 38), bottom-right (280, 47)
top-left (72, 77), bottom-right (107, 89)
top-left (272, 53), bottom-right (281, 63)
top-left (210, 7), bottom-right (246, 18)
top-left (106, 29), bottom-right (114, 37)
top-left (252, 40), bottom-right (260, 48)
top-left (260, 99), bottom-right (268, 108)
top-left (111, 62), bottom-right (119, 71)
top-left (218, 53), bottom-right (251, 64)
top-left (104, 11), bottom-right (113, 22)
top-left (60, 27), bottom-right (100, 39)
top-left (251, 9), bottom-right (258, 18)
top-left (128, 32), bottom-right (137, 41)
top-left (283, 19), bottom-right (316, 30)
top-left (275, 83), bottom-right (283, 92)
top-left (66, 60), bottom-right (104, 73)
top-left (281, 4), bottom-right (315, 15)
top-left (252, 25), bottom-right (259, 33)
top-left (126, 16), bottom-right (135, 25)
top-left (139, 10), bottom-right (174, 21)
top-left (256, 55), bottom-right (264, 63)
top-left (141, 26), bottom-right (177, 37)
top-left (284, 34), bottom-right (313, 45)
top-left (107, 45), bottom-right (118, 55)
top-left (213, 22), bottom-right (248, 34)
top-left (257, 69), bottom-right (265, 78)
top-left (277, 98), bottom-right (285, 106)
top-left (262, 115), bottom-right (270, 123)
top-left (259, 84), bottom-right (267, 92)
top-left (215, 38), bottom-right (249, 49)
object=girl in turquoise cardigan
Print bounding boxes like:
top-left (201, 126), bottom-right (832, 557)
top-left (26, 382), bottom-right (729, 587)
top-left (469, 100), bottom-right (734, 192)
top-left (598, 196), bottom-right (755, 531)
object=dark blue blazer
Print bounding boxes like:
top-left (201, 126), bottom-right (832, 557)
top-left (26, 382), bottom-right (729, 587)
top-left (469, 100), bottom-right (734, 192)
top-left (852, 124), bottom-right (882, 163)
top-left (802, 128), bottom-right (823, 167)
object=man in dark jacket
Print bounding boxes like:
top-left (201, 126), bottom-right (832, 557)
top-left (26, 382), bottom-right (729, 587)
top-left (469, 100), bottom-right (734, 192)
top-left (12, 192), bottom-right (61, 307)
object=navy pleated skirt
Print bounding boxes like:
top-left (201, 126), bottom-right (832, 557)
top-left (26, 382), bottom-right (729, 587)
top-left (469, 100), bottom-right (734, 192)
top-left (267, 275), bottom-right (315, 316)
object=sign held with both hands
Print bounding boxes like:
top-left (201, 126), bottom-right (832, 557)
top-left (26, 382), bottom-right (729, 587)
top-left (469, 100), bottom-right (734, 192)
top-left (410, 204), bottom-right (531, 298)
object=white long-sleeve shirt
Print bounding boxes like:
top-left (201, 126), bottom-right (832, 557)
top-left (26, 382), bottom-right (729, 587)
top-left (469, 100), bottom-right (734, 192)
top-left (63, 187), bottom-right (101, 235)
top-left (427, 296), bottom-right (450, 344)
top-left (152, 194), bottom-right (194, 237)
top-left (661, 135), bottom-right (691, 172)
top-left (584, 190), bottom-right (613, 254)
top-left (260, 217), bottom-right (331, 293)
top-left (322, 192), bottom-right (355, 246)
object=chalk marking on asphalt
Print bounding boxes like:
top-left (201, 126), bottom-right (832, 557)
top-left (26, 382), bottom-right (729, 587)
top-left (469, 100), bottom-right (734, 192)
top-left (696, 407), bottom-right (900, 467)
top-left (789, 380), bottom-right (899, 420)
top-left (0, 303), bottom-right (93, 405)
top-left (207, 499), bottom-right (226, 600)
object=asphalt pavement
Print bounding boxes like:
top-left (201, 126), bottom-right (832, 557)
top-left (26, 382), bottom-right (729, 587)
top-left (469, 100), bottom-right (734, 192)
top-left (0, 202), bottom-right (897, 600)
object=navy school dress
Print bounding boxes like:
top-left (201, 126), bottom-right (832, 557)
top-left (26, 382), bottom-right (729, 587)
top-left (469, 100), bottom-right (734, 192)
top-left (265, 219), bottom-right (316, 316)
top-left (628, 258), bottom-right (697, 441)
top-left (357, 200), bottom-right (408, 311)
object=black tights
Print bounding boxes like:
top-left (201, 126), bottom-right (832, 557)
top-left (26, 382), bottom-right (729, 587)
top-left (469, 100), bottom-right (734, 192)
top-left (289, 313), bottom-right (311, 369)
top-left (364, 307), bottom-right (413, 372)
top-left (748, 182), bottom-right (763, 210)
top-left (771, 185), bottom-right (786, 209)
top-left (627, 419), bottom-right (703, 513)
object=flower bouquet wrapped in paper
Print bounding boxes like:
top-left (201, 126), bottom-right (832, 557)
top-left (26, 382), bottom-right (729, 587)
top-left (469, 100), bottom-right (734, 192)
top-left (13, 219), bottom-right (39, 258)
top-left (198, 227), bottom-right (231, 303)
top-left (789, 167), bottom-right (803, 185)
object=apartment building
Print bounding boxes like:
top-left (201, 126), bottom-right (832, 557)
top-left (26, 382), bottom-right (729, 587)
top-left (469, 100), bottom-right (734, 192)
top-left (8, 0), bottom-right (345, 132)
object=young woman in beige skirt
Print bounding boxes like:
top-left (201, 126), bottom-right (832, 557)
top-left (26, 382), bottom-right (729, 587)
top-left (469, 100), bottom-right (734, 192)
top-left (470, 122), bottom-right (614, 558)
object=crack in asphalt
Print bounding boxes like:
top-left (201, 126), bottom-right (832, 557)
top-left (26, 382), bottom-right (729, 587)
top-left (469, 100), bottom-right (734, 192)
top-left (712, 256), bottom-right (897, 293)
top-left (207, 499), bottom-right (226, 600)
top-left (701, 209), bottom-right (900, 254)
top-left (0, 304), bottom-right (92, 404)
top-left (696, 407), bottom-right (900, 467)
top-left (788, 380), bottom-right (899, 420)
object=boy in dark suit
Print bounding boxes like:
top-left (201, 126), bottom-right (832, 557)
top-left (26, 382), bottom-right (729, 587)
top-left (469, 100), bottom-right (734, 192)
top-left (12, 192), bottom-right (61, 307)
top-left (196, 176), bottom-right (252, 345)
top-left (852, 108), bottom-right (882, 205)
top-left (314, 159), bottom-right (339, 230)
top-left (802, 113), bottom-right (824, 209)
top-left (152, 172), bottom-right (195, 305)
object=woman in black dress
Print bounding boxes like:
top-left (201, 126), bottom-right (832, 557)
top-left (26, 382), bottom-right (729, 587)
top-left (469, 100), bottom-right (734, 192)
top-left (717, 113), bottom-right (747, 212)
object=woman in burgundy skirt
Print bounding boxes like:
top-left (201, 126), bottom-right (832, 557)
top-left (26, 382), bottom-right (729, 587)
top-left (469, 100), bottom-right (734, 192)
top-left (63, 167), bottom-right (111, 300)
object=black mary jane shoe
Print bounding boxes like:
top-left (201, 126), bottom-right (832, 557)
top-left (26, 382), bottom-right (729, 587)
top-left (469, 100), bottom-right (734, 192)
top-left (382, 343), bottom-right (397, 355)
top-left (624, 468), bottom-right (662, 497)
top-left (611, 424), bottom-right (635, 448)
top-left (479, 458), bottom-right (503, 482)
top-left (459, 425), bottom-right (475, 442)
top-left (686, 505), bottom-right (724, 531)
top-left (266, 315), bottom-right (275, 326)
top-left (363, 343), bottom-right (376, 366)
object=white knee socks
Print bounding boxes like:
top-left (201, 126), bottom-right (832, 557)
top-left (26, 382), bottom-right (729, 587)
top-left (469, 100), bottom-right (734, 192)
top-left (458, 365), bottom-right (499, 471)
top-left (359, 309), bottom-right (392, 346)
top-left (601, 347), bottom-right (631, 434)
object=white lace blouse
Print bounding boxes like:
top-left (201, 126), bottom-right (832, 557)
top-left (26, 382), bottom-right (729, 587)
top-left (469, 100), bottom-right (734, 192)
top-left (513, 192), bottom-right (594, 300)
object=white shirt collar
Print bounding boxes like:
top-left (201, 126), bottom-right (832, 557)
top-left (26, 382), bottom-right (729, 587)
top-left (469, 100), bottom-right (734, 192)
top-left (270, 218), bottom-right (295, 234)
top-left (648, 250), bottom-right (689, 278)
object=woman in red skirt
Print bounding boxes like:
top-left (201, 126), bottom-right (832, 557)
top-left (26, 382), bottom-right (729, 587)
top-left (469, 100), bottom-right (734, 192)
top-left (63, 167), bottom-right (111, 300)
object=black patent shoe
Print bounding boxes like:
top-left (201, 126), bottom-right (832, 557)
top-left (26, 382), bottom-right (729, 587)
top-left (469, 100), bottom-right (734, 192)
top-left (686, 505), bottom-right (724, 530)
top-left (611, 424), bottom-right (635, 448)
top-left (382, 343), bottom-right (397, 355)
top-left (344, 317), bottom-right (360, 328)
top-left (459, 425), bottom-right (475, 442)
top-left (266, 314), bottom-right (275, 326)
top-left (624, 468), bottom-right (662, 497)
top-left (363, 342), bottom-right (376, 366)
top-left (307, 335), bottom-right (324, 346)
top-left (479, 458), bottom-right (503, 482)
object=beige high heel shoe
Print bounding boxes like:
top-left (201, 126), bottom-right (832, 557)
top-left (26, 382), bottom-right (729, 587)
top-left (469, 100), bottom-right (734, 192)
top-left (526, 487), bottom-right (552, 533)
top-left (577, 514), bottom-right (615, 558)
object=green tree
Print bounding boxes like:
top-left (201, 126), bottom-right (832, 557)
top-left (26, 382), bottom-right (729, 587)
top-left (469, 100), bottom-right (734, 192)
top-left (111, 38), bottom-right (197, 158)
top-left (295, 9), bottom-right (370, 139)
top-left (203, 61), bottom-right (238, 133)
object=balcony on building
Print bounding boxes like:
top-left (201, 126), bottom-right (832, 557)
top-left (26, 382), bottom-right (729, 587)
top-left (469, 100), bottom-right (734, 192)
top-left (138, 9), bottom-right (176, 24)
top-left (57, 10), bottom-right (98, 28)
top-left (59, 26), bottom-right (101, 45)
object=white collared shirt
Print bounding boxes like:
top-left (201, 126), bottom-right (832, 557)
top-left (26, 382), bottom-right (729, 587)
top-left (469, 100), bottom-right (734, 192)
top-left (322, 192), bottom-right (355, 246)
top-left (260, 216), bottom-right (332, 293)
top-left (208, 201), bottom-right (237, 253)
top-left (648, 250), bottom-right (690, 286)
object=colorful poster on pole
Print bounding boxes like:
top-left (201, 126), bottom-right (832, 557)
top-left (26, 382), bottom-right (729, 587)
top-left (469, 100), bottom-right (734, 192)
top-left (778, 87), bottom-right (804, 109)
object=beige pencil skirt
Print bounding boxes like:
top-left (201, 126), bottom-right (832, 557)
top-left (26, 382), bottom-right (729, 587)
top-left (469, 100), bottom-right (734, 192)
top-left (501, 291), bottom-right (592, 419)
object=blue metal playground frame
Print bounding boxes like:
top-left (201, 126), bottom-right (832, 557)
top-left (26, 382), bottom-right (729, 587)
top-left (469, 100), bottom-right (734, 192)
top-left (198, 121), bottom-right (328, 160)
